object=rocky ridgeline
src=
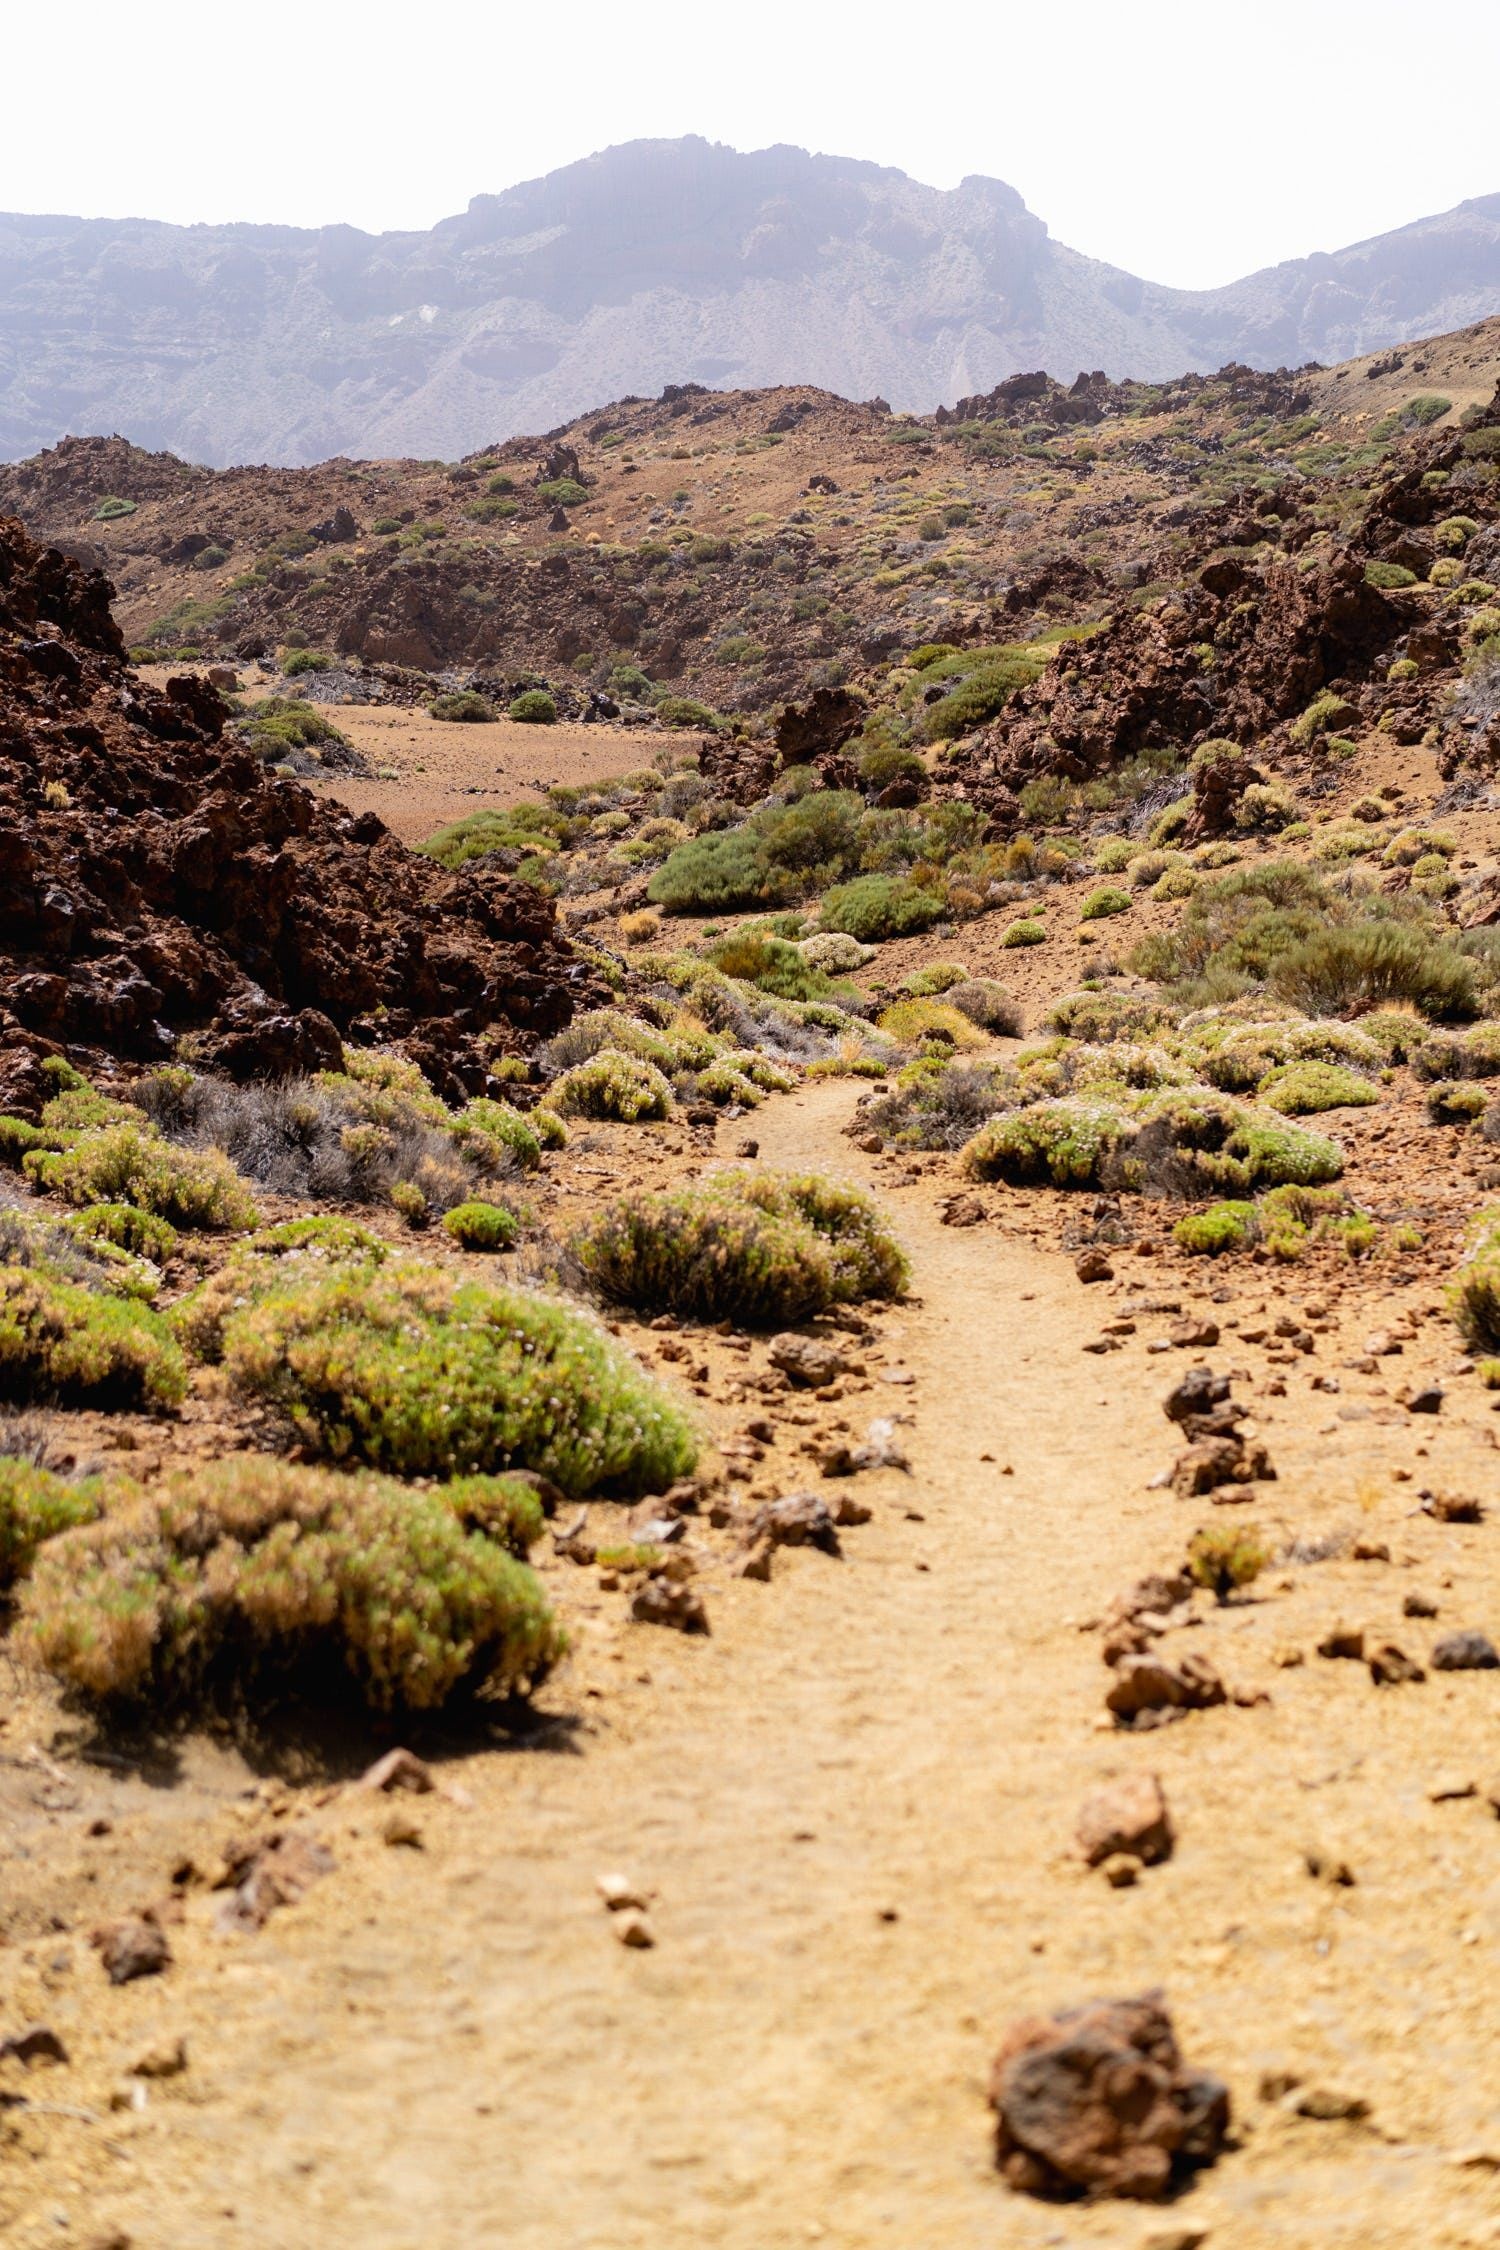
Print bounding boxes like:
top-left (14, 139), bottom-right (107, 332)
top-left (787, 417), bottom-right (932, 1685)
top-left (951, 382), bottom-right (1500, 818)
top-left (0, 514), bottom-right (590, 1107)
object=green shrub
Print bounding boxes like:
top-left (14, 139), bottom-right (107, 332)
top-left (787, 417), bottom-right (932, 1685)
top-left (1001, 918), bottom-right (1047, 948)
top-left (537, 477), bottom-right (588, 506)
top-left (1366, 560), bottom-right (1418, 589)
top-left (1257, 1061), bottom-right (1380, 1115)
top-left (1079, 886), bottom-right (1131, 921)
top-left (1290, 691), bottom-right (1358, 746)
top-left (451, 1100), bottom-right (543, 1170)
top-left (1411, 1022), bottom-right (1500, 1080)
top-left (859, 742), bottom-right (927, 792)
top-left (1174, 1201), bottom-right (1256, 1255)
top-left (571, 1168), bottom-right (906, 1327)
top-left (283, 648), bottom-right (334, 676)
top-left (551, 1050), bottom-right (674, 1122)
top-left (876, 999), bottom-right (984, 1048)
top-left (429, 690), bottom-right (495, 722)
top-left (0, 1266), bottom-right (186, 1410)
top-left (0, 1457), bottom-right (103, 1588)
top-left (1450, 1214), bottom-right (1500, 1351)
top-left (26, 1123), bottom-right (258, 1230)
top-left (507, 689), bottom-right (557, 724)
top-left (819, 874), bottom-right (943, 942)
top-left (656, 695), bottom-right (726, 731)
top-left (705, 930), bottom-right (832, 1002)
top-left (1048, 991), bottom-right (1171, 1044)
top-left (238, 698), bottom-right (352, 764)
top-left (1427, 1079), bottom-right (1489, 1125)
top-left (67, 1204), bottom-right (178, 1262)
top-left (223, 1264), bottom-right (696, 1492)
top-left (441, 1200), bottom-right (519, 1251)
top-left (94, 496), bottom-right (137, 521)
top-left (171, 1216), bottom-right (390, 1364)
top-left (1272, 922), bottom-right (1476, 1021)
top-left (18, 1456), bottom-right (561, 1716)
top-left (649, 830), bottom-right (771, 913)
top-left (962, 1099), bottom-right (1130, 1187)
top-left (1187, 1523), bottom-right (1270, 1603)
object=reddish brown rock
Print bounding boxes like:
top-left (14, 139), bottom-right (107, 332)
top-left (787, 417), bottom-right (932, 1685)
top-left (1076, 1775), bottom-right (1175, 1868)
top-left (1105, 1653), bottom-right (1226, 1723)
top-left (989, 1991), bottom-right (1230, 2199)
top-left (0, 513), bottom-right (590, 1093)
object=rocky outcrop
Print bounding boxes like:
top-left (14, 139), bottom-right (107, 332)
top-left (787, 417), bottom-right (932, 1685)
top-left (0, 515), bottom-right (589, 1097)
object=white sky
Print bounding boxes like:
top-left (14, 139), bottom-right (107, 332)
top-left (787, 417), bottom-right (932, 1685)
top-left (5, 0), bottom-right (1498, 289)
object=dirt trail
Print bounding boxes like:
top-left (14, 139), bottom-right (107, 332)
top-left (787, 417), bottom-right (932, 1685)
top-left (20, 1083), bottom-right (1500, 2250)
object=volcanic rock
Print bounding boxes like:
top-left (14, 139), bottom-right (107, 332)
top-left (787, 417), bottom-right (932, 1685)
top-left (0, 514), bottom-right (588, 1095)
top-left (988, 1991), bottom-right (1230, 2199)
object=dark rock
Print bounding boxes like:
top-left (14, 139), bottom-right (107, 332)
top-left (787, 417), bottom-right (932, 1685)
top-left (748, 1491), bottom-right (842, 1555)
top-left (1075, 1247), bottom-right (1114, 1283)
top-left (0, 2024), bottom-right (69, 2066)
top-left (1406, 1385), bottom-right (1445, 1415)
top-left (988, 1991), bottom-right (1230, 2199)
top-left (1431, 1630), bottom-right (1499, 1672)
top-left (92, 1914), bottom-right (171, 1985)
top-left (630, 1575), bottom-right (710, 1632)
top-left (1369, 1642), bottom-right (1426, 1686)
top-left (1162, 1365), bottom-right (1230, 1425)
top-left (214, 1828), bottom-right (334, 1932)
top-left (767, 1334), bottom-right (847, 1388)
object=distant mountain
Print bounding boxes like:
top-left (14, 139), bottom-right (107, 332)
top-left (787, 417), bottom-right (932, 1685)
top-left (2, 138), bottom-right (1499, 467)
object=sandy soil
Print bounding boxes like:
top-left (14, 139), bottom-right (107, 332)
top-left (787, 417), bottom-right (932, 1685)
top-left (301, 706), bottom-right (658, 845)
top-left (4, 1072), bottom-right (1500, 2249)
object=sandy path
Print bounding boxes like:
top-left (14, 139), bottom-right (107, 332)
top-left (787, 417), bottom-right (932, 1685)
top-left (37, 1083), bottom-right (1500, 2249)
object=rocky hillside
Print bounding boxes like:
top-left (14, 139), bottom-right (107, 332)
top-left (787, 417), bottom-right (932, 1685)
top-left (0, 515), bottom-right (587, 1104)
top-left (3, 139), bottom-right (1499, 466)
top-left (3, 317), bottom-right (1498, 726)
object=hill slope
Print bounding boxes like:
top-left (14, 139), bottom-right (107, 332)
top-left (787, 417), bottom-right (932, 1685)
top-left (3, 138), bottom-right (1500, 466)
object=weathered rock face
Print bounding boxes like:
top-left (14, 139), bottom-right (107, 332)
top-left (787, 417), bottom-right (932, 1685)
top-left (988, 1992), bottom-right (1230, 2199)
top-left (0, 514), bottom-right (590, 1098)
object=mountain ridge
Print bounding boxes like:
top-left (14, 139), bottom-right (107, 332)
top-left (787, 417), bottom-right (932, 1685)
top-left (3, 137), bottom-right (1499, 466)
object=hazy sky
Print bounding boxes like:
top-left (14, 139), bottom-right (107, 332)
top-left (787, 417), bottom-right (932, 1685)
top-left (6, 0), bottom-right (1498, 288)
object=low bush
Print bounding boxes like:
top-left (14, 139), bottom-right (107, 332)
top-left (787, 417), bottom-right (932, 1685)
top-left (649, 830), bottom-right (772, 913)
top-left (223, 1263), bottom-right (696, 1491)
top-left (1257, 1061), bottom-right (1380, 1114)
top-left (876, 999), bottom-right (984, 1049)
top-left (1002, 919), bottom-right (1047, 947)
top-left (861, 1060), bottom-right (1007, 1150)
top-left (26, 1122), bottom-right (258, 1231)
top-left (508, 690), bottom-right (557, 724)
top-left (238, 698), bottom-right (354, 769)
top-left (1174, 1201), bottom-right (1257, 1255)
top-left (947, 979), bottom-right (1023, 1035)
top-left (0, 1266), bottom-right (187, 1411)
top-left (68, 1204), bottom-right (178, 1262)
top-left (0, 1456), bottom-right (103, 1588)
top-left (1428, 1080), bottom-right (1488, 1124)
top-left (18, 1456), bottom-right (561, 1716)
top-left (283, 648), bottom-right (334, 676)
top-left (1273, 922), bottom-right (1477, 1020)
top-left (1411, 1022), bottom-right (1500, 1081)
top-left (550, 1050), bottom-right (674, 1121)
top-left (429, 691), bottom-right (495, 723)
top-left (451, 1099), bottom-right (543, 1171)
top-left (1187, 1524), bottom-right (1270, 1603)
top-left (819, 874), bottom-right (943, 942)
top-left (800, 930), bottom-right (874, 973)
top-left (441, 1200), bottom-right (519, 1251)
top-left (570, 1168), bottom-right (906, 1326)
top-left (963, 1099), bottom-right (1130, 1187)
top-left (1047, 991), bottom-right (1171, 1044)
top-left (1079, 886), bottom-right (1131, 921)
